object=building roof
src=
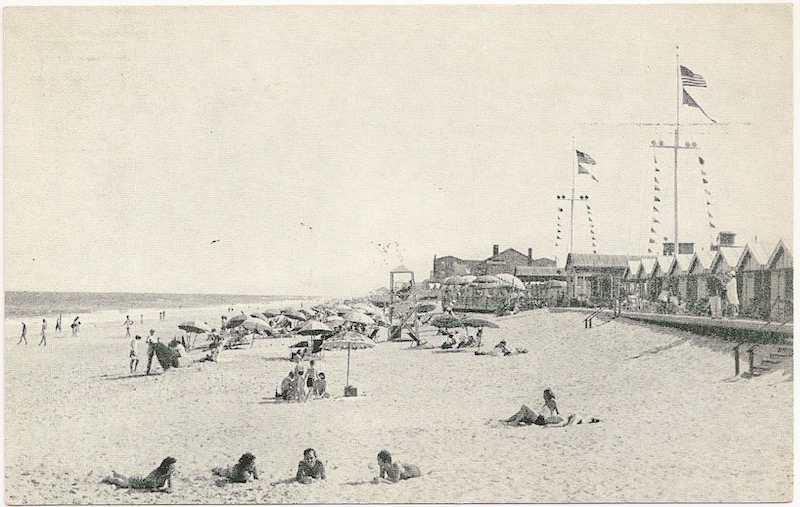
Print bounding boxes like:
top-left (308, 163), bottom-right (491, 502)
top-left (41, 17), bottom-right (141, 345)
top-left (484, 248), bottom-right (531, 265)
top-left (514, 266), bottom-right (566, 278)
top-left (566, 253), bottom-right (648, 270)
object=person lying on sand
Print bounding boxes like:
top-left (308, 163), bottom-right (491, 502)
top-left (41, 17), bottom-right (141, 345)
top-left (101, 457), bottom-right (176, 492)
top-left (474, 340), bottom-right (528, 356)
top-left (373, 450), bottom-right (421, 483)
top-left (212, 452), bottom-right (259, 483)
top-left (504, 405), bottom-right (601, 427)
top-left (296, 448), bottom-right (326, 484)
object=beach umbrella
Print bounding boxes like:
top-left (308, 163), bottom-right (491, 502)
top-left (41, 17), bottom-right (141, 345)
top-left (325, 315), bottom-right (345, 326)
top-left (322, 331), bottom-right (375, 387)
top-left (283, 311), bottom-right (308, 322)
top-left (441, 276), bottom-right (461, 285)
top-left (260, 309), bottom-right (280, 318)
top-left (298, 320), bottom-right (334, 336)
top-left (495, 273), bottom-right (526, 290)
top-left (472, 275), bottom-right (507, 287)
top-left (241, 317), bottom-right (273, 333)
top-left (462, 317), bottom-right (500, 329)
top-left (345, 311), bottom-right (375, 326)
top-left (224, 314), bottom-right (248, 329)
top-left (178, 321), bottom-right (211, 334)
top-left (458, 275), bottom-right (478, 285)
top-left (429, 314), bottom-right (463, 329)
top-left (334, 304), bottom-right (353, 314)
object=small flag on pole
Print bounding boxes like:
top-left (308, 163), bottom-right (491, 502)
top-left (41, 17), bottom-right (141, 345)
top-left (654, 196), bottom-right (661, 202)
top-left (653, 206), bottom-right (659, 212)
top-left (654, 177), bottom-right (660, 184)
top-left (680, 65), bottom-right (707, 87)
top-left (576, 150), bottom-right (596, 165)
top-left (649, 239), bottom-right (656, 244)
top-left (683, 90), bottom-right (717, 123)
top-left (591, 174), bottom-right (599, 182)
top-left (699, 157), bottom-right (705, 165)
top-left (651, 227), bottom-right (657, 233)
top-left (577, 164), bottom-right (591, 175)
top-left (709, 223), bottom-right (716, 228)
top-left (701, 170), bottom-right (707, 176)
top-left (653, 218), bottom-right (660, 223)
top-left (702, 178), bottom-right (709, 184)
top-left (655, 185), bottom-right (661, 192)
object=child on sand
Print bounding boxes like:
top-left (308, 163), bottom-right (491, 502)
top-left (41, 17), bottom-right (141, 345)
top-left (101, 457), bottom-right (176, 492)
top-left (295, 448), bottom-right (326, 484)
top-left (373, 450), bottom-right (421, 483)
top-left (542, 388), bottom-right (559, 416)
top-left (314, 372), bottom-right (328, 398)
top-left (130, 335), bottom-right (142, 373)
top-left (278, 371), bottom-right (296, 401)
top-left (212, 452), bottom-right (259, 483)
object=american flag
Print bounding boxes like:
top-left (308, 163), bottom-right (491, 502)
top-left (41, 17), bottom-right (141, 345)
top-left (680, 65), bottom-right (707, 87)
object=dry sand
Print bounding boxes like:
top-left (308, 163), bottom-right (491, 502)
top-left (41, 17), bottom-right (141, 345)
top-left (4, 308), bottom-right (793, 504)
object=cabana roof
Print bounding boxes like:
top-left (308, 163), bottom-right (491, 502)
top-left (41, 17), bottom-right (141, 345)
top-left (687, 251), bottom-right (715, 275)
top-left (667, 254), bottom-right (694, 276)
top-left (735, 243), bottom-right (774, 272)
top-left (710, 246), bottom-right (745, 274)
top-left (637, 258), bottom-right (658, 278)
top-left (767, 239), bottom-right (793, 270)
top-left (625, 260), bottom-right (642, 280)
top-left (654, 256), bottom-right (673, 277)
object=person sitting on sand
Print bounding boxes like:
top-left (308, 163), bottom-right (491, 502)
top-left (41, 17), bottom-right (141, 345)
top-left (542, 388), bottom-right (559, 416)
top-left (101, 457), bottom-right (176, 492)
top-left (212, 452), bottom-right (259, 483)
top-left (494, 340), bottom-right (511, 356)
top-left (373, 450), bottom-right (421, 483)
top-left (279, 371), bottom-right (296, 401)
top-left (474, 340), bottom-right (528, 356)
top-left (440, 330), bottom-right (458, 349)
top-left (296, 448), bottom-right (326, 484)
top-left (314, 372), bottom-right (329, 398)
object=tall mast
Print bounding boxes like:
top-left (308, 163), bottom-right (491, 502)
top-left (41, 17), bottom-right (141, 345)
top-left (570, 137), bottom-right (576, 255)
top-left (673, 49), bottom-right (680, 257)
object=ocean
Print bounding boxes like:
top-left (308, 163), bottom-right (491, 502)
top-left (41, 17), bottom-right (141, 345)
top-left (4, 291), bottom-right (308, 320)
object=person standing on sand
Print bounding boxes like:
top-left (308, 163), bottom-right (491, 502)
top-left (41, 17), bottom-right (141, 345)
top-left (18, 322), bottom-right (27, 345)
top-left (55, 313), bottom-right (62, 333)
top-left (145, 329), bottom-right (159, 374)
top-left (39, 319), bottom-right (47, 346)
top-left (130, 335), bottom-right (142, 373)
top-left (71, 316), bottom-right (81, 336)
top-left (124, 315), bottom-right (134, 338)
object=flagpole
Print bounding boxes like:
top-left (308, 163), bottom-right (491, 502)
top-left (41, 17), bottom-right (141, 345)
top-left (673, 48), bottom-right (680, 258)
top-left (570, 137), bottom-right (576, 256)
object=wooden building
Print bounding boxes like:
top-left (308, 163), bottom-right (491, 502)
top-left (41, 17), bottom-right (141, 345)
top-left (666, 254), bottom-right (694, 301)
top-left (686, 251), bottom-right (715, 303)
top-left (734, 243), bottom-right (773, 319)
top-left (766, 239), bottom-right (793, 321)
top-left (565, 253), bottom-right (645, 304)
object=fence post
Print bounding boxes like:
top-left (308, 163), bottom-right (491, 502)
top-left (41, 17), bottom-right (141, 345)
top-left (733, 345), bottom-right (740, 376)
top-left (748, 347), bottom-right (755, 375)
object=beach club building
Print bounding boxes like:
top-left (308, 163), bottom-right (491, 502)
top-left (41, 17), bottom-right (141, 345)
top-left (564, 254), bottom-right (646, 304)
top-left (432, 245), bottom-right (554, 281)
top-left (637, 258), bottom-right (659, 299)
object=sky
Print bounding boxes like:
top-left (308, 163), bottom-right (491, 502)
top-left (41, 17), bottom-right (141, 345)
top-left (3, 4), bottom-right (794, 297)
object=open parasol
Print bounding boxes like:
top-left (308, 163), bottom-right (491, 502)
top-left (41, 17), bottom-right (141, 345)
top-left (224, 314), bottom-right (248, 329)
top-left (344, 311), bottom-right (375, 326)
top-left (322, 331), bottom-right (375, 387)
top-left (429, 314), bottom-right (464, 329)
top-left (178, 321), bottom-right (211, 334)
top-left (297, 320), bottom-right (334, 336)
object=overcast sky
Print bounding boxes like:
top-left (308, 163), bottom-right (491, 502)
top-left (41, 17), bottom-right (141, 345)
top-left (4, 4), bottom-right (793, 297)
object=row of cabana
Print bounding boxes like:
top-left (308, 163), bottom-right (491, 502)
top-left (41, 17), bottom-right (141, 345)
top-left (622, 239), bottom-right (792, 321)
top-left (440, 274), bottom-right (526, 313)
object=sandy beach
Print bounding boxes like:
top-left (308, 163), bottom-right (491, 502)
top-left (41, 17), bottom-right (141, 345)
top-left (4, 307), bottom-right (792, 504)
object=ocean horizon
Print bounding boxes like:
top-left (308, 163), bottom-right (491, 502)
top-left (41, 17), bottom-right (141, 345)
top-left (4, 291), bottom-right (315, 320)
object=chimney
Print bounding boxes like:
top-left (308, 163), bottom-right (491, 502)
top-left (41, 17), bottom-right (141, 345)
top-left (492, 244), bottom-right (499, 256)
top-left (528, 248), bottom-right (533, 266)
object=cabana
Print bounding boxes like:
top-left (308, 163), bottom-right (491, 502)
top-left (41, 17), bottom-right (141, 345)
top-left (709, 246), bottom-right (745, 303)
top-left (666, 254), bottom-right (694, 301)
top-left (766, 239), bottom-right (793, 321)
top-left (637, 258), bottom-right (659, 300)
top-left (624, 260), bottom-right (642, 297)
top-left (735, 243), bottom-right (774, 319)
top-left (564, 254), bottom-right (645, 305)
top-left (686, 251), bottom-right (715, 303)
